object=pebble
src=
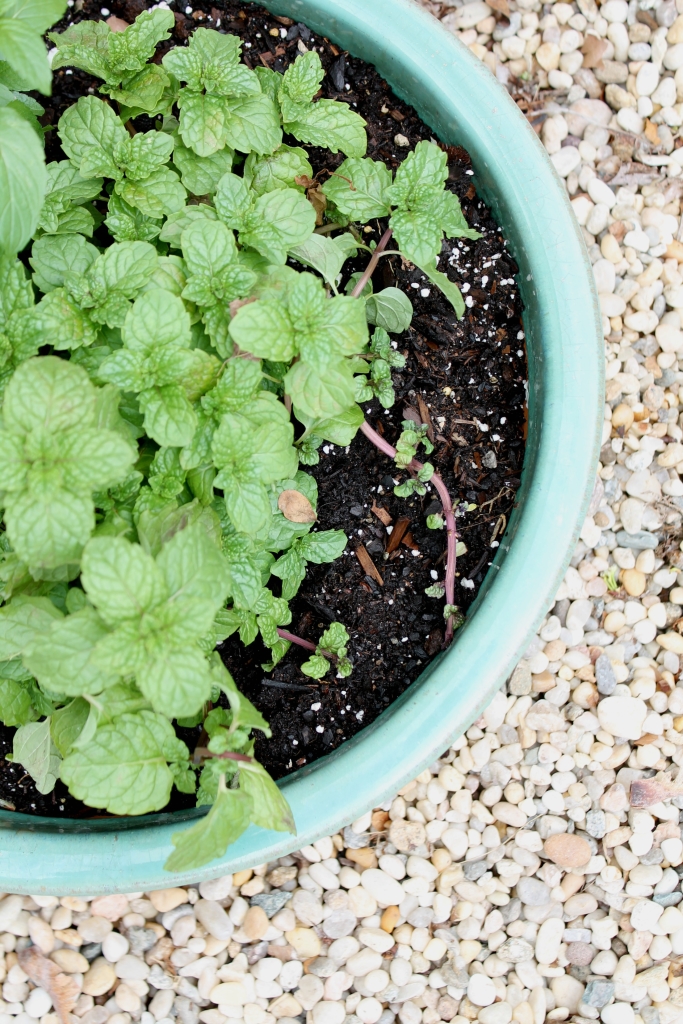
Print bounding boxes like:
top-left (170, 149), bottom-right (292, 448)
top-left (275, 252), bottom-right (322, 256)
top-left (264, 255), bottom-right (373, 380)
top-left (516, 877), bottom-right (551, 905)
top-left (360, 870), bottom-right (405, 907)
top-left (544, 832), bottom-right (591, 867)
top-left (250, 892), bottom-right (290, 918)
top-left (596, 695), bottom-right (648, 739)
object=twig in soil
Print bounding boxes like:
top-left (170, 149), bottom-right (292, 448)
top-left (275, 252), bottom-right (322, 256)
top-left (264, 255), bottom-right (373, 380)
top-left (355, 543), bottom-right (384, 585)
top-left (351, 227), bottom-right (393, 297)
top-left (360, 419), bottom-right (459, 645)
top-left (260, 679), bottom-right (319, 692)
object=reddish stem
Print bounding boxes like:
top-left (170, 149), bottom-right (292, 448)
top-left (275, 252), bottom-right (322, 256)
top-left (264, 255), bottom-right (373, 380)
top-left (193, 748), bottom-right (253, 764)
top-left (276, 628), bottom-right (317, 652)
top-left (351, 227), bottom-right (393, 298)
top-left (360, 419), bottom-right (458, 645)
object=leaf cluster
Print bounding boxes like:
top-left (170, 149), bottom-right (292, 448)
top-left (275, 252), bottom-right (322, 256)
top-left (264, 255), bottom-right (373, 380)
top-left (0, 11), bottom-right (480, 871)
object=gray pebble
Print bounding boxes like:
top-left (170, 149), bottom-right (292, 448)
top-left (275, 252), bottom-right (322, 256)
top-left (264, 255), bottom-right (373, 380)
top-left (586, 810), bottom-right (606, 839)
top-left (308, 958), bottom-right (338, 978)
top-left (463, 860), bottom-right (488, 881)
top-left (250, 890), bottom-right (291, 918)
top-left (508, 662), bottom-right (531, 695)
top-left (654, 891), bottom-right (682, 907)
top-left (570, 965), bottom-right (592, 983)
top-left (246, 941), bottom-right (269, 964)
top-left (516, 877), bottom-right (551, 906)
top-left (642, 1008), bottom-right (661, 1024)
top-left (80, 943), bottom-right (102, 961)
top-left (615, 530), bottom-right (659, 550)
top-left (641, 847), bottom-right (664, 865)
top-left (500, 898), bottom-right (521, 924)
top-left (322, 909), bottom-right (358, 939)
top-left (406, 907), bottom-right (434, 927)
top-left (161, 905), bottom-right (195, 930)
top-left (174, 997), bottom-right (199, 1024)
top-left (343, 826), bottom-right (370, 849)
top-left (126, 927), bottom-right (157, 956)
top-left (496, 937), bottom-right (533, 963)
top-left (583, 979), bottom-right (614, 1008)
top-left (595, 654), bottom-right (617, 696)
top-left (440, 963), bottom-right (469, 989)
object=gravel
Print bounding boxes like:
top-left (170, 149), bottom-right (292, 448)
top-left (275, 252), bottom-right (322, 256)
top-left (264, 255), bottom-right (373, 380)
top-left (5, 1), bottom-right (683, 1023)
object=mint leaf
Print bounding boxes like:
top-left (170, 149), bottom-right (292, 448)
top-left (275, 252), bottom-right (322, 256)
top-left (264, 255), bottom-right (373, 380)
top-left (285, 358), bottom-right (356, 420)
top-left (60, 709), bottom-right (188, 815)
top-left (105, 193), bottom-right (161, 243)
top-left (366, 287), bottom-right (413, 333)
top-left (289, 233), bottom-right (356, 287)
top-left (12, 718), bottom-right (61, 795)
top-left (116, 165), bottom-right (187, 220)
top-left (243, 143), bottom-right (312, 196)
top-left (51, 697), bottom-right (90, 757)
top-left (173, 138), bottom-right (234, 195)
top-left (0, 357), bottom-right (136, 568)
top-left (280, 51), bottom-right (324, 106)
top-left (29, 233), bottom-right (99, 294)
top-left (58, 95), bottom-right (128, 179)
top-left (284, 99), bottom-right (367, 158)
top-left (23, 607), bottom-right (119, 697)
top-left (210, 654), bottom-right (270, 736)
top-left (176, 91), bottom-right (230, 158)
top-left (0, 676), bottom-right (36, 727)
top-left (223, 94), bottom-right (282, 155)
top-left (416, 259), bottom-right (465, 318)
top-left (228, 299), bottom-right (295, 362)
top-left (0, 0), bottom-right (66, 94)
top-left (165, 774), bottom-right (252, 872)
top-left (238, 188), bottom-right (316, 265)
top-left (37, 160), bottom-right (103, 236)
top-left (239, 758), bottom-right (295, 832)
top-left (322, 158), bottom-right (391, 220)
top-left (0, 106), bottom-right (47, 255)
top-left (81, 536), bottom-right (167, 626)
top-left (0, 597), bottom-right (63, 661)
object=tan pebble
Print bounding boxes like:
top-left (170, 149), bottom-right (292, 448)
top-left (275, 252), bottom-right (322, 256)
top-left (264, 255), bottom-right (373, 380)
top-left (459, 940), bottom-right (482, 964)
top-left (658, 632), bottom-right (683, 655)
top-left (512, 1001), bottom-right (534, 1024)
top-left (531, 670), bottom-right (555, 692)
top-left (90, 895), bottom-right (129, 922)
top-left (105, 14), bottom-right (129, 30)
top-left (345, 847), bottom-right (377, 870)
top-left (431, 848), bottom-right (452, 872)
top-left (380, 906), bottom-right (400, 933)
top-left (622, 568), bottom-right (646, 596)
top-left (565, 941), bottom-right (595, 966)
top-left (242, 906), bottom-right (269, 943)
top-left (572, 682), bottom-right (599, 708)
top-left (560, 872), bottom-right (585, 899)
top-left (388, 819), bottom-right (426, 852)
top-left (612, 403), bottom-right (635, 429)
top-left (575, 664), bottom-right (596, 682)
top-left (544, 832), bottom-right (592, 867)
top-left (268, 994), bottom-right (303, 1019)
top-left (82, 958), bottom-right (117, 997)
top-left (53, 929), bottom-right (82, 947)
top-left (240, 877), bottom-right (264, 897)
top-left (50, 948), bottom-right (89, 974)
top-left (210, 982), bottom-right (248, 1006)
top-left (232, 869), bottom-right (253, 887)
top-left (27, 916), bottom-right (55, 955)
top-left (666, 240), bottom-right (683, 262)
top-left (114, 983), bottom-right (141, 1014)
top-left (147, 888), bottom-right (188, 914)
top-left (60, 898), bottom-right (88, 912)
top-left (543, 639), bottom-right (566, 661)
top-left (267, 866), bottom-right (297, 887)
top-left (285, 928), bottom-right (321, 958)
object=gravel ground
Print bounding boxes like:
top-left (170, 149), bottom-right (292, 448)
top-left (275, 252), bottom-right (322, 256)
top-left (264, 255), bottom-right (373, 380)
top-left (6, 1), bottom-right (683, 1023)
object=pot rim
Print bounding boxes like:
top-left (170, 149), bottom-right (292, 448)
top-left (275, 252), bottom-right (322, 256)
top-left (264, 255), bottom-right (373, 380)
top-left (0, 0), bottom-right (603, 895)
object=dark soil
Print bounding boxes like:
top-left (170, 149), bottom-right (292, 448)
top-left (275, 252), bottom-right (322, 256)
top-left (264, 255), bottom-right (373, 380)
top-left (1, 0), bottom-right (526, 816)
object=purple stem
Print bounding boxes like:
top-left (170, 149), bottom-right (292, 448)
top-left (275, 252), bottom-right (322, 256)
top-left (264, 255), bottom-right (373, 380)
top-left (351, 227), bottom-right (393, 298)
top-left (193, 748), bottom-right (253, 763)
top-left (360, 419), bottom-right (458, 645)
top-left (276, 628), bottom-right (317, 652)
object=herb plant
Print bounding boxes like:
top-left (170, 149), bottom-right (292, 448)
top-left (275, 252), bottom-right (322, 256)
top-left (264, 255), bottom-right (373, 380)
top-left (0, 11), bottom-right (479, 871)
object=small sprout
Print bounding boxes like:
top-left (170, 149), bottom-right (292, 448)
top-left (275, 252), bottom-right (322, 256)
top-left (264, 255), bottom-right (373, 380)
top-left (425, 583), bottom-right (445, 598)
top-left (301, 622), bottom-right (353, 679)
top-left (602, 566), bottom-right (620, 592)
top-left (427, 513), bottom-right (444, 530)
top-left (443, 605), bottom-right (465, 629)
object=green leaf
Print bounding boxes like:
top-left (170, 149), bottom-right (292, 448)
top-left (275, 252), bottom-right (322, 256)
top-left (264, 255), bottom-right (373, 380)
top-left (37, 159), bottom-right (103, 235)
top-left (139, 384), bottom-right (198, 448)
top-left (4, 489), bottom-right (94, 569)
top-left (177, 91), bottom-right (230, 157)
top-left (280, 51), bottom-right (324, 105)
top-left (51, 697), bottom-right (90, 757)
top-left (285, 358), bottom-right (356, 420)
top-left (228, 299), bottom-right (295, 362)
top-left (240, 758), bottom-right (295, 832)
top-left (0, 1), bottom-right (62, 94)
top-left (122, 286), bottom-right (191, 353)
top-left (116, 165), bottom-right (187, 220)
top-left (390, 140), bottom-right (448, 197)
top-left (300, 403), bottom-right (364, 446)
top-left (210, 654), bottom-right (271, 735)
top-left (366, 287), bottom-right (413, 333)
top-left (390, 207), bottom-right (443, 268)
top-left (165, 774), bottom-right (253, 872)
top-left (0, 106), bottom-right (47, 254)
top-left (173, 138), bottom-right (234, 195)
top-left (29, 233), bottom-right (99, 293)
top-left (300, 530), bottom-right (347, 564)
top-left (239, 188), bottom-right (316, 265)
top-left (0, 677), bottom-right (35, 727)
top-left (107, 8), bottom-right (175, 77)
top-left (49, 19), bottom-right (111, 80)
top-left (13, 718), bottom-right (61, 795)
top-left (58, 95), bottom-right (128, 179)
top-left (243, 144), bottom-right (312, 196)
top-left (25, 289), bottom-right (99, 351)
top-left (322, 157), bottom-right (392, 220)
top-left (214, 171), bottom-right (251, 227)
top-left (105, 193), bottom-right (161, 243)
top-left (23, 607), bottom-right (119, 697)
top-left (81, 536), bottom-right (168, 626)
top-left (416, 259), bottom-right (465, 318)
top-left (0, 596), bottom-right (63, 660)
top-left (223, 93), bottom-right (282, 155)
top-left (137, 646), bottom-right (213, 719)
top-left (286, 100), bottom-right (367, 158)
top-left (289, 233), bottom-right (355, 287)
top-left (158, 522), bottom-right (231, 607)
top-left (60, 710), bottom-right (187, 815)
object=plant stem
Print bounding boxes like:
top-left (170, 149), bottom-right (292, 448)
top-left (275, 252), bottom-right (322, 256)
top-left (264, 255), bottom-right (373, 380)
top-left (193, 747), bottom-right (253, 764)
top-left (351, 227), bottom-right (393, 298)
top-left (360, 419), bottom-right (458, 645)
top-left (276, 628), bottom-right (338, 662)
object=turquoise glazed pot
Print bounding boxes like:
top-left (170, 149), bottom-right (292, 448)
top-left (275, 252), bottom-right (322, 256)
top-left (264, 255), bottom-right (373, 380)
top-left (0, 0), bottom-right (603, 895)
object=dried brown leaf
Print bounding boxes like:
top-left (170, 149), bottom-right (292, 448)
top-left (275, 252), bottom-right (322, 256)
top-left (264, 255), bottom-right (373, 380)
top-left (630, 775), bottom-right (683, 806)
top-left (371, 501), bottom-right (392, 526)
top-left (106, 14), bottom-right (129, 30)
top-left (387, 517), bottom-right (411, 554)
top-left (278, 490), bottom-right (316, 523)
top-left (18, 948), bottom-right (79, 1024)
top-left (487, 0), bottom-right (510, 15)
top-left (417, 395), bottom-right (435, 442)
top-left (355, 543), bottom-right (383, 585)
top-left (580, 34), bottom-right (608, 68)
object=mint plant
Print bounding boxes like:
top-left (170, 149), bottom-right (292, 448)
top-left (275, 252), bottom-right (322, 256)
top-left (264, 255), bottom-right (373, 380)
top-left (0, 12), bottom-right (480, 870)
